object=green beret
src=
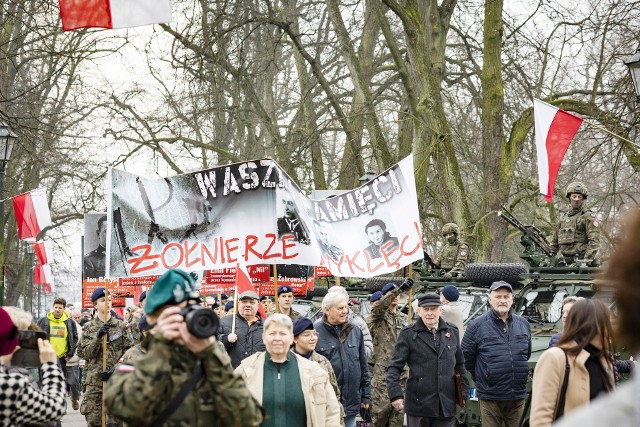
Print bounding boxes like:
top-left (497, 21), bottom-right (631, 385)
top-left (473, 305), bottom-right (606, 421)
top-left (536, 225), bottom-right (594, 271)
top-left (144, 269), bottom-right (196, 314)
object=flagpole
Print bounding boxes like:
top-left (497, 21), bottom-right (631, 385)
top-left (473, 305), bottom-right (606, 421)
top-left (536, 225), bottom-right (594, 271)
top-left (102, 283), bottom-right (109, 427)
top-left (583, 120), bottom-right (640, 149)
top-left (231, 284), bottom-right (238, 335)
top-left (407, 264), bottom-right (413, 321)
top-left (273, 264), bottom-right (278, 312)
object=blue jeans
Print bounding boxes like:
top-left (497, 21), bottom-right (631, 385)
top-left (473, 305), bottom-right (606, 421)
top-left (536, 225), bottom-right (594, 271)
top-left (344, 414), bottom-right (356, 427)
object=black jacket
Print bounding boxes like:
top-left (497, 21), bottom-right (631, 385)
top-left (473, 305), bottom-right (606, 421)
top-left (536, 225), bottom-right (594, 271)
top-left (461, 309), bottom-right (531, 400)
top-left (387, 317), bottom-right (468, 417)
top-left (217, 314), bottom-right (265, 369)
top-left (314, 317), bottom-right (371, 417)
top-left (37, 315), bottom-right (78, 359)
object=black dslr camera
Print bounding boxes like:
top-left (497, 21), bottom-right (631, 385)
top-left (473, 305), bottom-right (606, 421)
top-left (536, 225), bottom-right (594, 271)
top-left (180, 301), bottom-right (219, 339)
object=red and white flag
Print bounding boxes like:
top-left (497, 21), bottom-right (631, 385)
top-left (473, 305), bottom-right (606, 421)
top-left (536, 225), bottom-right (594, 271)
top-left (59, 0), bottom-right (172, 31)
top-left (34, 264), bottom-right (55, 291)
top-left (34, 241), bottom-right (54, 265)
top-left (534, 99), bottom-right (584, 202)
top-left (235, 263), bottom-right (267, 319)
top-left (13, 189), bottom-right (52, 241)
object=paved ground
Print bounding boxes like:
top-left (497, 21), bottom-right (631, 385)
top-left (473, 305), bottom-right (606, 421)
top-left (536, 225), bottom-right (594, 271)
top-left (61, 397), bottom-right (87, 427)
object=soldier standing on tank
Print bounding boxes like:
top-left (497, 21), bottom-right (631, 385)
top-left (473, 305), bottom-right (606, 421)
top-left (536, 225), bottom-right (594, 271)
top-left (549, 182), bottom-right (601, 266)
top-left (366, 279), bottom-right (413, 427)
top-left (78, 287), bottom-right (132, 427)
top-left (431, 223), bottom-right (470, 278)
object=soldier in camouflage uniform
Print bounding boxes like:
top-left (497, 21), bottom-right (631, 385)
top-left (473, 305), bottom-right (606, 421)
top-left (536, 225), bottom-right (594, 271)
top-left (78, 287), bottom-right (133, 427)
top-left (105, 269), bottom-right (264, 427)
top-left (366, 279), bottom-right (413, 427)
top-left (549, 182), bottom-right (601, 266)
top-left (275, 285), bottom-right (301, 321)
top-left (432, 223), bottom-right (470, 278)
top-left (119, 315), bottom-right (153, 364)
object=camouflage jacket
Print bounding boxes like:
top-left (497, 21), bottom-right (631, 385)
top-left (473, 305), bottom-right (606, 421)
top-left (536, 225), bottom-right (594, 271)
top-left (119, 343), bottom-right (146, 364)
top-left (433, 239), bottom-right (470, 275)
top-left (77, 315), bottom-right (132, 387)
top-left (550, 207), bottom-right (600, 263)
top-left (366, 288), bottom-right (408, 368)
top-left (104, 336), bottom-right (264, 427)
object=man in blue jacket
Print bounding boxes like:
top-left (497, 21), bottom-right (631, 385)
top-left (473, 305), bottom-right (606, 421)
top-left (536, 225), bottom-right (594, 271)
top-left (462, 281), bottom-right (531, 427)
top-left (315, 291), bottom-right (371, 427)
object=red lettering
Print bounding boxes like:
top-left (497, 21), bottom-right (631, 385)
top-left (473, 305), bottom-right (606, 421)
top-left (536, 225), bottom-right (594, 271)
top-left (380, 241), bottom-right (401, 270)
top-left (281, 236), bottom-right (298, 259)
top-left (161, 242), bottom-right (185, 269)
top-left (127, 244), bottom-right (160, 274)
top-left (344, 252), bottom-right (365, 275)
top-left (324, 254), bottom-right (344, 275)
top-left (219, 237), bottom-right (226, 264)
top-left (263, 233), bottom-right (282, 259)
top-left (201, 240), bottom-right (218, 265)
top-left (399, 222), bottom-right (423, 256)
top-left (225, 237), bottom-right (239, 263)
top-left (245, 235), bottom-right (262, 260)
top-left (363, 250), bottom-right (385, 273)
top-left (184, 241), bottom-right (202, 268)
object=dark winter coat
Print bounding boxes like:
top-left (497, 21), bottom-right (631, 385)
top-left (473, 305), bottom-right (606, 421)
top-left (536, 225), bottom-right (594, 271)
top-left (461, 309), bottom-right (531, 400)
top-left (314, 317), bottom-right (371, 417)
top-left (217, 314), bottom-right (265, 369)
top-left (387, 317), bottom-right (468, 417)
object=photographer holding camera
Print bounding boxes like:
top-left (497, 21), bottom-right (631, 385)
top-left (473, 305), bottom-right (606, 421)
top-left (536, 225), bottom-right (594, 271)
top-left (105, 268), bottom-right (264, 426)
top-left (0, 306), bottom-right (67, 425)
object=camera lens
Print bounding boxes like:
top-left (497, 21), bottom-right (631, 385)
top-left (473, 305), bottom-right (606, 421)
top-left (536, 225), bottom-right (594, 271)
top-left (184, 306), bottom-right (219, 339)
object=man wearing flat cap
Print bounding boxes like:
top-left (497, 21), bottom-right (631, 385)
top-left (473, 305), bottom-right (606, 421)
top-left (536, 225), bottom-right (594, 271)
top-left (105, 269), bottom-right (264, 426)
top-left (387, 292), bottom-right (468, 427)
top-left (462, 281), bottom-right (531, 427)
top-left (77, 287), bottom-right (132, 427)
top-left (366, 279), bottom-right (412, 427)
top-left (275, 285), bottom-right (301, 320)
top-left (217, 290), bottom-right (266, 368)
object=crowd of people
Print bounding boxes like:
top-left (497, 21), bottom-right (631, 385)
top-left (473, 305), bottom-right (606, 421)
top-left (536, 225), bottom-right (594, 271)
top-left (0, 188), bottom-right (637, 427)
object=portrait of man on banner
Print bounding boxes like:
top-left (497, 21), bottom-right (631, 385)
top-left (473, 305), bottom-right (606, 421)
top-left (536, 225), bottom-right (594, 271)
top-left (276, 186), bottom-right (311, 245)
top-left (313, 220), bottom-right (344, 262)
top-left (83, 213), bottom-right (107, 279)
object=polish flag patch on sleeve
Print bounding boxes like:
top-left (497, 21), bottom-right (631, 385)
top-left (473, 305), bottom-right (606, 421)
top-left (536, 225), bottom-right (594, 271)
top-left (117, 364), bottom-right (135, 373)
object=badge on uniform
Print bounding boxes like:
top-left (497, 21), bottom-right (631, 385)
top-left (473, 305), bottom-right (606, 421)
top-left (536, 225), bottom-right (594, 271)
top-left (117, 364), bottom-right (135, 373)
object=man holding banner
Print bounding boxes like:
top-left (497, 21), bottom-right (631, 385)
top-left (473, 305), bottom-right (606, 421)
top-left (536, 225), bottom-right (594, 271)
top-left (217, 291), bottom-right (266, 368)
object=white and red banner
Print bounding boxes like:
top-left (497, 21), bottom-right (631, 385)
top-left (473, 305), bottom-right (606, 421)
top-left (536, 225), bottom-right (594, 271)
top-left (34, 241), bottom-right (54, 265)
top-left (12, 188), bottom-right (52, 241)
top-left (34, 264), bottom-right (55, 293)
top-left (106, 155), bottom-right (423, 279)
top-left (59, 0), bottom-right (172, 31)
top-left (534, 99), bottom-right (584, 202)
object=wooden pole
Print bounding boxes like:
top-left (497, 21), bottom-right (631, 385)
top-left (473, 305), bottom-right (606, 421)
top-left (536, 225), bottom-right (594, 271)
top-left (273, 264), bottom-right (279, 312)
top-left (335, 276), bottom-right (341, 287)
top-left (407, 264), bottom-right (413, 321)
top-left (231, 285), bottom-right (238, 334)
top-left (583, 120), bottom-right (640, 149)
top-left (101, 282), bottom-right (109, 427)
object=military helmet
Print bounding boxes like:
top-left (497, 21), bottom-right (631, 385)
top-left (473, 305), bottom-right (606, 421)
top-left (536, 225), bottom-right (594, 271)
top-left (441, 223), bottom-right (459, 236)
top-left (565, 181), bottom-right (588, 199)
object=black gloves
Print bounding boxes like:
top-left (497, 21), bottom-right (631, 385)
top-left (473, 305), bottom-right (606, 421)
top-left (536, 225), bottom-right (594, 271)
top-left (97, 324), bottom-right (110, 339)
top-left (98, 366), bottom-right (115, 381)
top-left (400, 278), bottom-right (414, 291)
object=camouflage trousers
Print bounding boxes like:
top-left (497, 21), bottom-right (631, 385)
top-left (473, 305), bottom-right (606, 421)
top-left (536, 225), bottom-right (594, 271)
top-left (81, 384), bottom-right (123, 427)
top-left (370, 364), bottom-right (405, 427)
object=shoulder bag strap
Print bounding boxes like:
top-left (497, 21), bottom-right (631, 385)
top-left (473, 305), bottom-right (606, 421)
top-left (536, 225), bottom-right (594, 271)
top-left (150, 361), bottom-right (205, 427)
top-left (553, 351), bottom-right (571, 421)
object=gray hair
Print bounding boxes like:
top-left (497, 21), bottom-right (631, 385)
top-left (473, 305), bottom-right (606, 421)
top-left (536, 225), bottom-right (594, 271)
top-left (263, 313), bottom-right (293, 333)
top-left (327, 285), bottom-right (348, 297)
top-left (322, 291), bottom-right (348, 311)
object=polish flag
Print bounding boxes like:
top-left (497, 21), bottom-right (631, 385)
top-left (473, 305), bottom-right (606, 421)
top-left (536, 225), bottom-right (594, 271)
top-left (13, 189), bottom-right (52, 241)
top-left (34, 264), bottom-right (55, 292)
top-left (534, 99), bottom-right (584, 202)
top-left (59, 0), bottom-right (172, 31)
top-left (34, 241), bottom-right (55, 265)
top-left (235, 263), bottom-right (267, 319)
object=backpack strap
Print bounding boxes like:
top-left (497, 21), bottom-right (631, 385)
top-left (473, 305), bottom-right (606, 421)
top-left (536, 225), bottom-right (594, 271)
top-left (150, 361), bottom-right (205, 427)
top-left (553, 351), bottom-right (571, 421)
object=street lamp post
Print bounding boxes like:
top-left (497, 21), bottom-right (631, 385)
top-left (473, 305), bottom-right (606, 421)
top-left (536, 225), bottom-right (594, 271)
top-left (624, 45), bottom-right (640, 103)
top-left (0, 121), bottom-right (16, 306)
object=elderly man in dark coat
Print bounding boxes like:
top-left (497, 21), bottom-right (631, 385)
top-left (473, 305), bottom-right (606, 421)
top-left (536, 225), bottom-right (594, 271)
top-left (387, 293), bottom-right (468, 427)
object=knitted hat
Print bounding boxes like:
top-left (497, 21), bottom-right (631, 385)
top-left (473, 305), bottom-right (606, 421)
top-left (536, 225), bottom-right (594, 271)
top-left (441, 285), bottom-right (459, 302)
top-left (0, 307), bottom-right (19, 356)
